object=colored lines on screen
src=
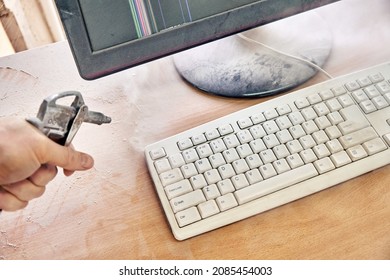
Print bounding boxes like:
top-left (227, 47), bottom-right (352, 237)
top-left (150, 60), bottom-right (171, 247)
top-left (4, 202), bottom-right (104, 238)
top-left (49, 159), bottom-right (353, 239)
top-left (128, 0), bottom-right (193, 39)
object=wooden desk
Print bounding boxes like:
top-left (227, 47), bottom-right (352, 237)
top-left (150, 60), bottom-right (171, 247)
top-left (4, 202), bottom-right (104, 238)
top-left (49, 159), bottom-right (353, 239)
top-left (1, 0), bottom-right (389, 259)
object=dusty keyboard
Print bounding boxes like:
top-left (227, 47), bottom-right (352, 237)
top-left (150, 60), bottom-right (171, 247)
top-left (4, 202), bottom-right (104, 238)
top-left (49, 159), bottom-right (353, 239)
top-left (145, 62), bottom-right (390, 240)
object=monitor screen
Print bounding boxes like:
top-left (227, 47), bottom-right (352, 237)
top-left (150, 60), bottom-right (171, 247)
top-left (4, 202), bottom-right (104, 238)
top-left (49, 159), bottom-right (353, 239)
top-left (55, 0), bottom-right (338, 81)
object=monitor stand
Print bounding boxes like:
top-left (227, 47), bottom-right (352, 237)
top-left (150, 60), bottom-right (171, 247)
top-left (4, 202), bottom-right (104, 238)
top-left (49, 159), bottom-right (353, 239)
top-left (173, 11), bottom-right (332, 98)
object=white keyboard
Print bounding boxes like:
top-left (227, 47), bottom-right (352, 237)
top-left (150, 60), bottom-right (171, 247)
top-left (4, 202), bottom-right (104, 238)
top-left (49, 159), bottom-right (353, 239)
top-left (145, 62), bottom-right (390, 240)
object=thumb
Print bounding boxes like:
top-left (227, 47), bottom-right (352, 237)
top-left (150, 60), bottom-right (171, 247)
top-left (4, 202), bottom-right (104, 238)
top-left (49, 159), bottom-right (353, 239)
top-left (39, 140), bottom-right (94, 171)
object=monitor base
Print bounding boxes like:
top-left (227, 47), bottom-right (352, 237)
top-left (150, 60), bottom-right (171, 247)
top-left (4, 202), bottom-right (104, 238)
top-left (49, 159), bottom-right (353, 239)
top-left (173, 11), bottom-right (332, 98)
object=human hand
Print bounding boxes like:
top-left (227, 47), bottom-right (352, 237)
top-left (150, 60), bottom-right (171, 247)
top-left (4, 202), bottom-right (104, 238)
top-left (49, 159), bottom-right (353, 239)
top-left (0, 117), bottom-right (94, 211)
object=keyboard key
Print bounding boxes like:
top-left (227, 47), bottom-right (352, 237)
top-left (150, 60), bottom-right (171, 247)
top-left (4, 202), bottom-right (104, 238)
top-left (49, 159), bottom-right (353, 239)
top-left (236, 144), bottom-right (253, 158)
top-left (372, 95), bottom-right (389, 109)
top-left (352, 89), bottom-right (369, 103)
top-left (251, 113), bottom-right (266, 124)
top-left (231, 174), bottom-right (249, 189)
top-left (206, 129), bottom-right (220, 140)
top-left (339, 127), bottom-right (378, 149)
top-left (217, 179), bottom-right (235, 195)
top-left (326, 98), bottom-right (343, 112)
top-left (237, 118), bottom-right (253, 129)
top-left (287, 139), bottom-right (304, 153)
top-left (198, 200), bottom-right (220, 218)
top-left (338, 94), bottom-right (354, 107)
top-left (276, 116), bottom-right (293, 130)
top-left (362, 138), bottom-right (387, 155)
top-left (299, 135), bottom-right (316, 149)
top-left (203, 184), bottom-right (221, 200)
top-left (236, 130), bottom-right (254, 144)
top-left (209, 153), bottom-right (226, 168)
top-left (204, 169), bottom-right (222, 184)
top-left (347, 145), bottom-right (368, 161)
top-left (302, 120), bottom-right (319, 134)
top-left (250, 124), bottom-right (267, 139)
top-left (263, 108), bottom-right (278, 120)
top-left (232, 159), bottom-right (250, 174)
top-left (327, 111), bottom-right (344, 125)
top-left (155, 158), bottom-right (171, 174)
top-left (192, 134), bottom-right (207, 145)
top-left (326, 139), bottom-right (344, 153)
top-left (376, 81), bottom-right (390, 94)
top-left (245, 169), bottom-right (263, 184)
top-left (190, 174), bottom-right (207, 189)
top-left (276, 104), bottom-right (292, 115)
top-left (338, 105), bottom-right (370, 134)
top-left (150, 147), bottom-right (166, 160)
top-left (289, 111), bottom-right (305, 125)
top-left (160, 168), bottom-right (184, 186)
top-left (182, 148), bottom-right (200, 163)
top-left (289, 125), bottom-right (306, 139)
top-left (196, 143), bottom-right (213, 158)
top-left (216, 193), bottom-right (238, 211)
top-left (364, 85), bottom-right (381, 98)
top-left (295, 97), bottom-right (310, 109)
top-left (357, 77), bottom-right (372, 87)
top-left (307, 93), bottom-right (322, 104)
top-left (359, 100), bottom-right (377, 114)
top-left (218, 124), bottom-right (234, 135)
top-left (178, 139), bottom-right (193, 150)
top-left (175, 207), bottom-right (201, 227)
top-left (273, 159), bottom-right (291, 174)
top-left (300, 149), bottom-right (317, 163)
top-left (286, 153), bottom-right (304, 169)
top-left (319, 89), bottom-right (334, 100)
top-left (263, 134), bottom-right (280, 148)
top-left (302, 107), bottom-right (317, 120)
top-left (259, 163), bottom-right (277, 179)
top-left (331, 85), bottom-right (347, 96)
top-left (259, 149), bottom-right (277, 164)
top-left (181, 163), bottom-right (198, 178)
top-left (383, 133), bottom-right (390, 146)
top-left (263, 120), bottom-right (279, 134)
top-left (369, 73), bottom-right (384, 83)
top-left (210, 138), bottom-right (227, 153)
top-left (273, 144), bottom-right (290, 159)
top-left (218, 164), bottom-right (236, 179)
top-left (345, 80), bottom-right (360, 91)
top-left (224, 134), bottom-right (240, 148)
top-left (313, 157), bottom-right (335, 174)
top-left (324, 125), bottom-right (342, 139)
top-left (170, 189), bottom-right (206, 213)
top-left (195, 158), bottom-right (212, 173)
top-left (168, 153), bottom-right (185, 168)
top-left (313, 102), bottom-right (330, 116)
top-left (223, 148), bottom-right (240, 163)
top-left (330, 151), bottom-right (351, 167)
top-left (246, 154), bottom-right (263, 169)
top-left (165, 179), bottom-right (192, 199)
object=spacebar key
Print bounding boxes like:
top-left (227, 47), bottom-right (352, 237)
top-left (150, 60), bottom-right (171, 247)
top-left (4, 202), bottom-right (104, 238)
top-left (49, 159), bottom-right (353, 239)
top-left (235, 164), bottom-right (318, 205)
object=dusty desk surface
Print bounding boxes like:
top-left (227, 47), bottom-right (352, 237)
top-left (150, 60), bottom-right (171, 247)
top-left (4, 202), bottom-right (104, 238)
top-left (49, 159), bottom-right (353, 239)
top-left (0, 0), bottom-right (389, 259)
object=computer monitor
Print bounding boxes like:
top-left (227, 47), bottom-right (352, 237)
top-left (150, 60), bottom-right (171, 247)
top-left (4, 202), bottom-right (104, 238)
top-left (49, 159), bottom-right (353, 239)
top-left (54, 0), bottom-right (339, 97)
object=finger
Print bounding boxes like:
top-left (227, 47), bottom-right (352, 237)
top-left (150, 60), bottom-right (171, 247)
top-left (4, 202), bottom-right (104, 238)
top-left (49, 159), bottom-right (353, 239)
top-left (29, 164), bottom-right (58, 186)
top-left (36, 140), bottom-right (94, 171)
top-left (0, 187), bottom-right (29, 211)
top-left (63, 169), bottom-right (75, 177)
top-left (1, 180), bottom-right (46, 202)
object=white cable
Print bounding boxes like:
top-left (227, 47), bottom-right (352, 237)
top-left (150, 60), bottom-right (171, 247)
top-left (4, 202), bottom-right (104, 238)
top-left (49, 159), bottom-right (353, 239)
top-left (237, 33), bottom-right (333, 79)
